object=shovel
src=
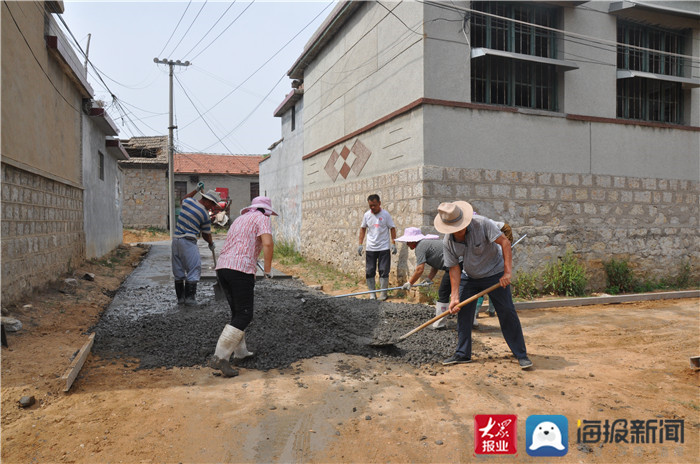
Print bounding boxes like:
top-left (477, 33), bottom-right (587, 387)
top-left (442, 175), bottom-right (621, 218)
top-left (369, 282), bottom-right (502, 347)
top-left (211, 249), bottom-right (225, 301)
top-left (334, 281), bottom-right (432, 298)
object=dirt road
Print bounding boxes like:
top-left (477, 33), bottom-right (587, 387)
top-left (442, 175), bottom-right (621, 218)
top-left (1, 241), bottom-right (698, 463)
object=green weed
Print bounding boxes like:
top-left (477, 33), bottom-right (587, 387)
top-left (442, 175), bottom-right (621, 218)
top-left (513, 271), bottom-right (541, 300)
top-left (542, 248), bottom-right (588, 297)
top-left (603, 257), bottom-right (636, 294)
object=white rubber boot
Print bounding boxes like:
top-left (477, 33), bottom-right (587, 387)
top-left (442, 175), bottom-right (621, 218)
top-left (432, 302), bottom-right (448, 329)
top-left (209, 324), bottom-right (243, 377)
top-left (366, 278), bottom-right (376, 300)
top-left (378, 277), bottom-right (389, 301)
top-left (233, 333), bottom-right (254, 360)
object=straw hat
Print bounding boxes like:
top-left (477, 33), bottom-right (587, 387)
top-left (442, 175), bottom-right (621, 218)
top-left (395, 227), bottom-right (439, 242)
top-left (433, 201), bottom-right (473, 234)
top-left (201, 190), bottom-right (222, 204)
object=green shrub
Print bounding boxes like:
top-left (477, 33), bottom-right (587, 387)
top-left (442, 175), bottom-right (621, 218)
top-left (603, 257), bottom-right (636, 294)
top-left (542, 248), bottom-right (588, 297)
top-left (513, 271), bottom-right (540, 300)
top-left (274, 240), bottom-right (304, 265)
top-left (675, 259), bottom-right (693, 288)
top-left (417, 284), bottom-right (439, 305)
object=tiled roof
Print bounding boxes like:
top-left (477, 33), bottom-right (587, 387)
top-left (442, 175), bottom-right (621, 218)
top-left (175, 153), bottom-right (264, 175)
top-left (119, 136), bottom-right (168, 165)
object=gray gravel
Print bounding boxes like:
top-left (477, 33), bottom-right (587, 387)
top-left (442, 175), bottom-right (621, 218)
top-left (91, 246), bottom-right (481, 370)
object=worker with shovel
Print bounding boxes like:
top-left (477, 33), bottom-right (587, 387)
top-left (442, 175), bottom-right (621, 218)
top-left (209, 196), bottom-right (276, 378)
top-left (435, 201), bottom-right (532, 370)
top-left (358, 194), bottom-right (397, 300)
top-left (395, 227), bottom-right (451, 330)
top-left (172, 183), bottom-right (220, 305)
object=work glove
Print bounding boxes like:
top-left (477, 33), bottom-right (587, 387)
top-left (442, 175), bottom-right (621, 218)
top-left (197, 181), bottom-right (205, 192)
top-left (391, 244), bottom-right (397, 255)
top-left (357, 245), bottom-right (363, 256)
top-left (208, 242), bottom-right (216, 251)
top-left (264, 272), bottom-right (273, 279)
top-left (421, 278), bottom-right (433, 286)
top-left (401, 281), bottom-right (412, 290)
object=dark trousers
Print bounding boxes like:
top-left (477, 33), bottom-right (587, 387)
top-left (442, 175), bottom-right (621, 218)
top-left (216, 269), bottom-right (255, 330)
top-left (456, 272), bottom-right (527, 360)
top-left (365, 250), bottom-right (390, 279)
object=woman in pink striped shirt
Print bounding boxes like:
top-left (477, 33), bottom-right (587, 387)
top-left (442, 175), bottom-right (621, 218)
top-left (209, 196), bottom-right (276, 377)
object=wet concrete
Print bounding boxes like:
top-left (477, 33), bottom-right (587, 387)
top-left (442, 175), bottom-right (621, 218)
top-left (92, 242), bottom-right (478, 371)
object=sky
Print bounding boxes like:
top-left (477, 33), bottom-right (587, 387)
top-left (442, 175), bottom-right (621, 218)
top-left (60, 0), bottom-right (335, 155)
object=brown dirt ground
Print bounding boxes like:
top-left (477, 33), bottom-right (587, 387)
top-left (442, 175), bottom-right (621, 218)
top-left (1, 233), bottom-right (698, 463)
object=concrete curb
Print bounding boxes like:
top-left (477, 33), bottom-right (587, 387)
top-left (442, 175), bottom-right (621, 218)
top-left (480, 290), bottom-right (700, 311)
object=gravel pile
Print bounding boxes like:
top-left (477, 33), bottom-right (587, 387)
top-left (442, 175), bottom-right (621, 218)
top-left (92, 277), bottom-right (476, 371)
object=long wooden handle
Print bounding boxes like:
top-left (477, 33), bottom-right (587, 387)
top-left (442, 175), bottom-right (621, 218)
top-left (398, 282), bottom-right (502, 341)
top-left (211, 249), bottom-right (217, 267)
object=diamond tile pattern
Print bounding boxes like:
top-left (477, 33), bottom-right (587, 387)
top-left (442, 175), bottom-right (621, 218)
top-left (323, 139), bottom-right (372, 182)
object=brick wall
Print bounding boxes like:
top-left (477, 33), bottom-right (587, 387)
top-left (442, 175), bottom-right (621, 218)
top-left (121, 167), bottom-right (168, 229)
top-left (301, 166), bottom-right (699, 290)
top-left (1, 163), bottom-right (85, 304)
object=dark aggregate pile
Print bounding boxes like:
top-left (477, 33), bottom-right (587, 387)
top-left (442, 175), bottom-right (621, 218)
top-left (92, 276), bottom-right (486, 371)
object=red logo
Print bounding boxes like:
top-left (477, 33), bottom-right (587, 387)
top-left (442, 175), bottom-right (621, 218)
top-left (475, 415), bottom-right (518, 455)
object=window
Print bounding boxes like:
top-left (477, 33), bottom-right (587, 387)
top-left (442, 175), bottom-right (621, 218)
top-left (250, 182), bottom-right (259, 200)
top-left (174, 181), bottom-right (188, 203)
top-left (291, 105), bottom-right (296, 132)
top-left (616, 20), bottom-right (689, 124)
top-left (470, 1), bottom-right (560, 110)
top-left (98, 152), bottom-right (104, 180)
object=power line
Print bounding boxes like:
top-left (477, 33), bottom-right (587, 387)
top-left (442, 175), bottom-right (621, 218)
top-left (187, 0), bottom-right (256, 62)
top-left (419, 0), bottom-right (700, 63)
top-left (180, 1), bottom-right (333, 131)
top-left (158, 0), bottom-right (192, 58)
top-left (3, 1), bottom-right (80, 113)
top-left (181, 0), bottom-right (238, 60)
top-left (165, 0), bottom-right (208, 58)
top-left (174, 74), bottom-right (250, 154)
top-left (201, 72), bottom-right (287, 152)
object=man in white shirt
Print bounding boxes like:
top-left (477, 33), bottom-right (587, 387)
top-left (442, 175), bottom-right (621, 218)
top-left (358, 194), bottom-right (397, 300)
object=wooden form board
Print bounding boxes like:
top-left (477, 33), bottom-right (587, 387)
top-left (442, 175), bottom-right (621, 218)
top-left (61, 332), bottom-right (95, 392)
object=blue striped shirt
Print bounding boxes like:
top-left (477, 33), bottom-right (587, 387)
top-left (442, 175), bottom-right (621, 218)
top-left (175, 197), bottom-right (211, 239)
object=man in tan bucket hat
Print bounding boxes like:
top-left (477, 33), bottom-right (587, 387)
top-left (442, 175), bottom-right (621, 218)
top-left (434, 201), bottom-right (532, 370)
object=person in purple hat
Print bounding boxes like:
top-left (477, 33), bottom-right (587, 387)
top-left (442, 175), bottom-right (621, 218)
top-left (395, 227), bottom-right (451, 329)
top-left (209, 196), bottom-right (277, 377)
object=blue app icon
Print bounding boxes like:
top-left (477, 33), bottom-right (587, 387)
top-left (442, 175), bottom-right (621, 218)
top-left (526, 415), bottom-right (568, 457)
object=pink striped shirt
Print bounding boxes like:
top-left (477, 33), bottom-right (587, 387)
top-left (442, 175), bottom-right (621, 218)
top-left (215, 210), bottom-right (272, 275)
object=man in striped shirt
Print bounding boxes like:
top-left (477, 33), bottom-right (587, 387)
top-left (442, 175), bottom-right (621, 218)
top-left (172, 186), bottom-right (220, 305)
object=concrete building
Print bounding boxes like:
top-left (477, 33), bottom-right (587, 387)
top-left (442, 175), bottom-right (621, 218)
top-left (82, 107), bottom-right (129, 259)
top-left (119, 136), bottom-right (169, 230)
top-left (2, 1), bottom-right (129, 303)
top-left (174, 153), bottom-right (264, 223)
top-left (264, 1), bottom-right (699, 289)
top-left (260, 84), bottom-right (304, 248)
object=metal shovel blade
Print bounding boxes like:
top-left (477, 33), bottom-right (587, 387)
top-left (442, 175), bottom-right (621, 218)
top-left (367, 283), bottom-right (501, 347)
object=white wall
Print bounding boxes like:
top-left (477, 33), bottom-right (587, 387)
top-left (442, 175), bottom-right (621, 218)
top-left (82, 115), bottom-right (124, 259)
top-left (260, 99), bottom-right (305, 248)
top-left (302, 1), bottom-right (426, 156)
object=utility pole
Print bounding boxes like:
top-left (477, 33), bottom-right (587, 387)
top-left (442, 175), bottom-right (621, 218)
top-left (153, 58), bottom-right (191, 238)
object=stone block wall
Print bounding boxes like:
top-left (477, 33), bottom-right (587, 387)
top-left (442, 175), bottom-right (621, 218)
top-left (1, 163), bottom-right (85, 304)
top-left (121, 167), bottom-right (168, 229)
top-left (301, 165), bottom-right (699, 290)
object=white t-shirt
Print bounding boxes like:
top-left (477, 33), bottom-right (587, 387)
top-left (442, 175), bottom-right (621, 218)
top-left (360, 209), bottom-right (395, 251)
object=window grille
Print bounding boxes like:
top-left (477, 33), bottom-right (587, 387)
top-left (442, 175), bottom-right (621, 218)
top-left (616, 20), bottom-right (688, 124)
top-left (470, 1), bottom-right (558, 110)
